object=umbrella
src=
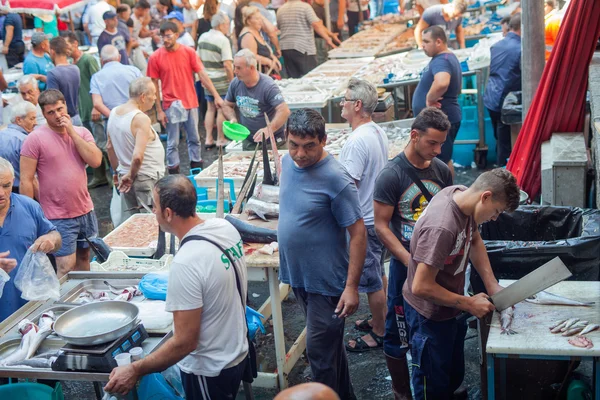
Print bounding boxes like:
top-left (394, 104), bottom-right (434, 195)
top-left (507, 0), bottom-right (600, 200)
top-left (0, 0), bottom-right (89, 15)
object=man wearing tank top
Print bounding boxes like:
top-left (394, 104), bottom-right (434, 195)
top-left (106, 77), bottom-right (166, 213)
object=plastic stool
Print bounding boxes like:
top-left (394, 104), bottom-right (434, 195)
top-left (196, 178), bottom-right (237, 213)
top-left (187, 168), bottom-right (208, 201)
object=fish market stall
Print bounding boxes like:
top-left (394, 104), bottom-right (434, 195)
top-left (485, 280), bottom-right (600, 399)
top-left (0, 272), bottom-right (173, 399)
top-left (328, 24), bottom-right (407, 59)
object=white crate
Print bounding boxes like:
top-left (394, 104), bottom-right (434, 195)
top-left (91, 251), bottom-right (173, 273)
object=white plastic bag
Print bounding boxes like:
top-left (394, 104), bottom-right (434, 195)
top-left (165, 100), bottom-right (188, 124)
top-left (0, 268), bottom-right (10, 298)
top-left (110, 186), bottom-right (124, 227)
top-left (14, 249), bottom-right (60, 301)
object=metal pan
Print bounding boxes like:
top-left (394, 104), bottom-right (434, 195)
top-left (53, 301), bottom-right (139, 346)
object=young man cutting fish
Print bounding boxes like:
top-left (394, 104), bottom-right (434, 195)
top-left (403, 168), bottom-right (520, 399)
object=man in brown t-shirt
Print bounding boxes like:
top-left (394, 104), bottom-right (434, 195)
top-left (402, 168), bottom-right (520, 399)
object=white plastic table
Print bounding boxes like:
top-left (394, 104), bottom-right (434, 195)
top-left (486, 280), bottom-right (600, 399)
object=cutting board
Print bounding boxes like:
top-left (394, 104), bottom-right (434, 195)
top-left (486, 280), bottom-right (600, 357)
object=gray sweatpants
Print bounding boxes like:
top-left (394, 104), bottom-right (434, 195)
top-left (293, 287), bottom-right (355, 399)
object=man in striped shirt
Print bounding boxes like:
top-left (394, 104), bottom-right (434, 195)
top-left (197, 12), bottom-right (234, 148)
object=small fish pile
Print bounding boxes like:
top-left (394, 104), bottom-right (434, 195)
top-left (74, 286), bottom-right (143, 304)
top-left (549, 318), bottom-right (598, 349)
top-left (257, 242), bottom-right (279, 256)
top-left (499, 306), bottom-right (517, 335)
top-left (526, 291), bottom-right (595, 307)
top-left (0, 312), bottom-right (57, 368)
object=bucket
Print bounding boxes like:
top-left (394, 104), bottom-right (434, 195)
top-left (0, 382), bottom-right (64, 400)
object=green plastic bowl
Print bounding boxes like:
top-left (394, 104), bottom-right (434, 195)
top-left (223, 121), bottom-right (251, 141)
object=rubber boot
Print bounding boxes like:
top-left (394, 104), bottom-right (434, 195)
top-left (385, 354), bottom-right (413, 400)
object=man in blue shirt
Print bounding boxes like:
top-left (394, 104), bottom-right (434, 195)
top-left (414, 1), bottom-right (467, 49)
top-left (97, 11), bottom-right (131, 65)
top-left (483, 14), bottom-right (522, 167)
top-left (47, 37), bottom-right (82, 124)
top-left (23, 32), bottom-right (54, 90)
top-left (412, 25), bottom-right (462, 176)
top-left (0, 157), bottom-right (62, 322)
top-left (1, 12), bottom-right (25, 67)
top-left (0, 102), bottom-right (38, 192)
top-left (278, 109), bottom-right (367, 399)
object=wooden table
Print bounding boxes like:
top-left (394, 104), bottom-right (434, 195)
top-left (486, 280), bottom-right (600, 399)
top-left (241, 216), bottom-right (306, 391)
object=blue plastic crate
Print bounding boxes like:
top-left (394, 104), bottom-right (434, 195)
top-left (453, 106), bottom-right (496, 167)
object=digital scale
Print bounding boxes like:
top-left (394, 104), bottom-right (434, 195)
top-left (52, 324), bottom-right (149, 373)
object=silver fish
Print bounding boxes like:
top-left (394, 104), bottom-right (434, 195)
top-left (499, 306), bottom-right (517, 335)
top-left (563, 318), bottom-right (581, 330)
top-left (525, 291), bottom-right (594, 307)
top-left (254, 183), bottom-right (280, 204)
top-left (549, 319), bottom-right (568, 330)
top-left (244, 197), bottom-right (279, 221)
top-left (26, 311), bottom-right (55, 359)
top-left (0, 320), bottom-right (38, 366)
top-left (561, 321), bottom-right (588, 332)
top-left (579, 324), bottom-right (600, 335)
top-left (562, 326), bottom-right (585, 337)
top-left (5, 357), bottom-right (56, 368)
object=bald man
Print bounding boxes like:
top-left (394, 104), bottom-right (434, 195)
top-left (274, 383), bottom-right (341, 400)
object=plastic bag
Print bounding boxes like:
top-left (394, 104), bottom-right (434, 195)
top-left (138, 372), bottom-right (183, 400)
top-left (246, 306), bottom-right (266, 341)
top-left (0, 268), bottom-right (10, 298)
top-left (501, 91), bottom-right (523, 125)
top-left (14, 249), bottom-right (60, 301)
top-left (162, 365), bottom-right (185, 398)
top-left (110, 187), bottom-right (123, 227)
top-left (139, 273), bottom-right (169, 300)
top-left (165, 101), bottom-right (188, 124)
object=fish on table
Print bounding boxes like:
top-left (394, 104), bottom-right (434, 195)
top-left (525, 291), bottom-right (594, 307)
top-left (499, 306), bottom-right (517, 335)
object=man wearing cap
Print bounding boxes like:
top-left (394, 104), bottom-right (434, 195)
top-left (84, 0), bottom-right (115, 46)
top-left (23, 32), bottom-right (54, 90)
top-left (164, 11), bottom-right (195, 48)
top-left (97, 11), bottom-right (131, 65)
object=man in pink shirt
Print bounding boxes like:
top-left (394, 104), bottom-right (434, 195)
top-left (147, 20), bottom-right (223, 174)
top-left (20, 89), bottom-right (103, 277)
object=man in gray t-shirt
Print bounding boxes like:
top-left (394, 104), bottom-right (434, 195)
top-left (222, 49), bottom-right (291, 150)
top-left (279, 109), bottom-right (366, 399)
top-left (414, 1), bottom-right (467, 49)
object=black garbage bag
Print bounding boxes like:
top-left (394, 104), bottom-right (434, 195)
top-left (471, 206), bottom-right (600, 294)
top-left (501, 91), bottom-right (522, 125)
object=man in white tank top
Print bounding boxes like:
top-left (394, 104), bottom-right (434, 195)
top-left (106, 77), bottom-right (166, 212)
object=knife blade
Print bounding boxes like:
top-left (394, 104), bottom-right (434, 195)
top-left (490, 257), bottom-right (572, 311)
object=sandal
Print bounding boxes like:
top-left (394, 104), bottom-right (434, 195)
top-left (205, 143), bottom-right (216, 150)
top-left (354, 315), bottom-right (373, 332)
top-left (345, 331), bottom-right (384, 353)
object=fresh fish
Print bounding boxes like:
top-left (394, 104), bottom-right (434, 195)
top-left (32, 350), bottom-right (61, 359)
top-left (525, 291), bottom-right (594, 307)
top-left (114, 286), bottom-right (143, 302)
top-left (562, 326), bottom-right (585, 337)
top-left (254, 183), bottom-right (280, 204)
top-left (561, 320), bottom-right (588, 332)
top-left (26, 312), bottom-right (55, 359)
top-left (568, 335), bottom-right (593, 349)
top-left (244, 197), bottom-right (279, 221)
top-left (549, 319), bottom-right (568, 330)
top-left (0, 320), bottom-right (38, 366)
top-left (5, 356), bottom-right (56, 368)
top-left (563, 318), bottom-right (581, 330)
top-left (103, 281), bottom-right (122, 295)
top-left (74, 291), bottom-right (93, 304)
top-left (225, 215), bottom-right (277, 243)
top-left (499, 306), bottom-right (517, 335)
top-left (579, 324), bottom-right (600, 335)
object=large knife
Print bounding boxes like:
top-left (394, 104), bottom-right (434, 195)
top-left (490, 257), bottom-right (572, 311)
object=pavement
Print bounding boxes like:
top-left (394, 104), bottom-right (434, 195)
top-left (62, 129), bottom-right (594, 399)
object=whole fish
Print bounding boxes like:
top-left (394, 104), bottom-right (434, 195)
top-left (0, 320), bottom-right (38, 366)
top-left (114, 286), bottom-right (143, 302)
top-left (5, 356), bottom-right (56, 368)
top-left (563, 318), bottom-right (580, 330)
top-left (26, 312), bottom-right (55, 359)
top-left (562, 326), bottom-right (585, 337)
top-left (499, 306), bottom-right (517, 335)
top-left (561, 321), bottom-right (588, 333)
top-left (568, 335), bottom-right (593, 349)
top-left (225, 214), bottom-right (277, 243)
top-left (254, 183), bottom-right (280, 204)
top-left (244, 197), bottom-right (279, 221)
top-left (549, 319), bottom-right (568, 330)
top-left (525, 291), bottom-right (594, 307)
top-left (579, 324), bottom-right (600, 335)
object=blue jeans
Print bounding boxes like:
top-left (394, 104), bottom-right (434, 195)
top-left (165, 107), bottom-right (201, 168)
top-left (404, 300), bottom-right (468, 400)
top-left (384, 257), bottom-right (410, 359)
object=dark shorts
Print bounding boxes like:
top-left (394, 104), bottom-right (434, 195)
top-left (51, 211), bottom-right (98, 257)
top-left (384, 257), bottom-right (410, 359)
top-left (358, 226), bottom-right (384, 293)
top-left (438, 121), bottom-right (461, 163)
top-left (180, 359), bottom-right (246, 400)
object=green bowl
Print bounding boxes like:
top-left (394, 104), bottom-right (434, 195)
top-left (223, 121), bottom-right (251, 141)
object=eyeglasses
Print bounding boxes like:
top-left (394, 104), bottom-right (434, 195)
top-left (340, 98), bottom-right (359, 105)
top-left (160, 33), bottom-right (176, 39)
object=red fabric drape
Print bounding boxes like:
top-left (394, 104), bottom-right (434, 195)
top-left (507, 0), bottom-right (600, 200)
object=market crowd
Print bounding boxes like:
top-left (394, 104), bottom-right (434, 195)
top-left (0, 0), bottom-right (536, 398)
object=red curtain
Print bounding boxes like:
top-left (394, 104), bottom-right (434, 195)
top-left (507, 0), bottom-right (600, 201)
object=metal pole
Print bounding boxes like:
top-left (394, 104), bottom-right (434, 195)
top-left (324, 0), bottom-right (332, 31)
top-left (521, 0), bottom-right (546, 119)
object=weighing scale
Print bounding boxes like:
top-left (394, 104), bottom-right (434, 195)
top-left (52, 324), bottom-right (149, 373)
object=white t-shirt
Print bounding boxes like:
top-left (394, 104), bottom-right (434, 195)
top-left (183, 7), bottom-right (197, 32)
top-left (416, 0), bottom-right (443, 9)
top-left (87, 1), bottom-right (114, 37)
top-left (165, 219), bottom-right (249, 377)
top-left (339, 121), bottom-right (389, 226)
top-left (177, 31), bottom-right (196, 48)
